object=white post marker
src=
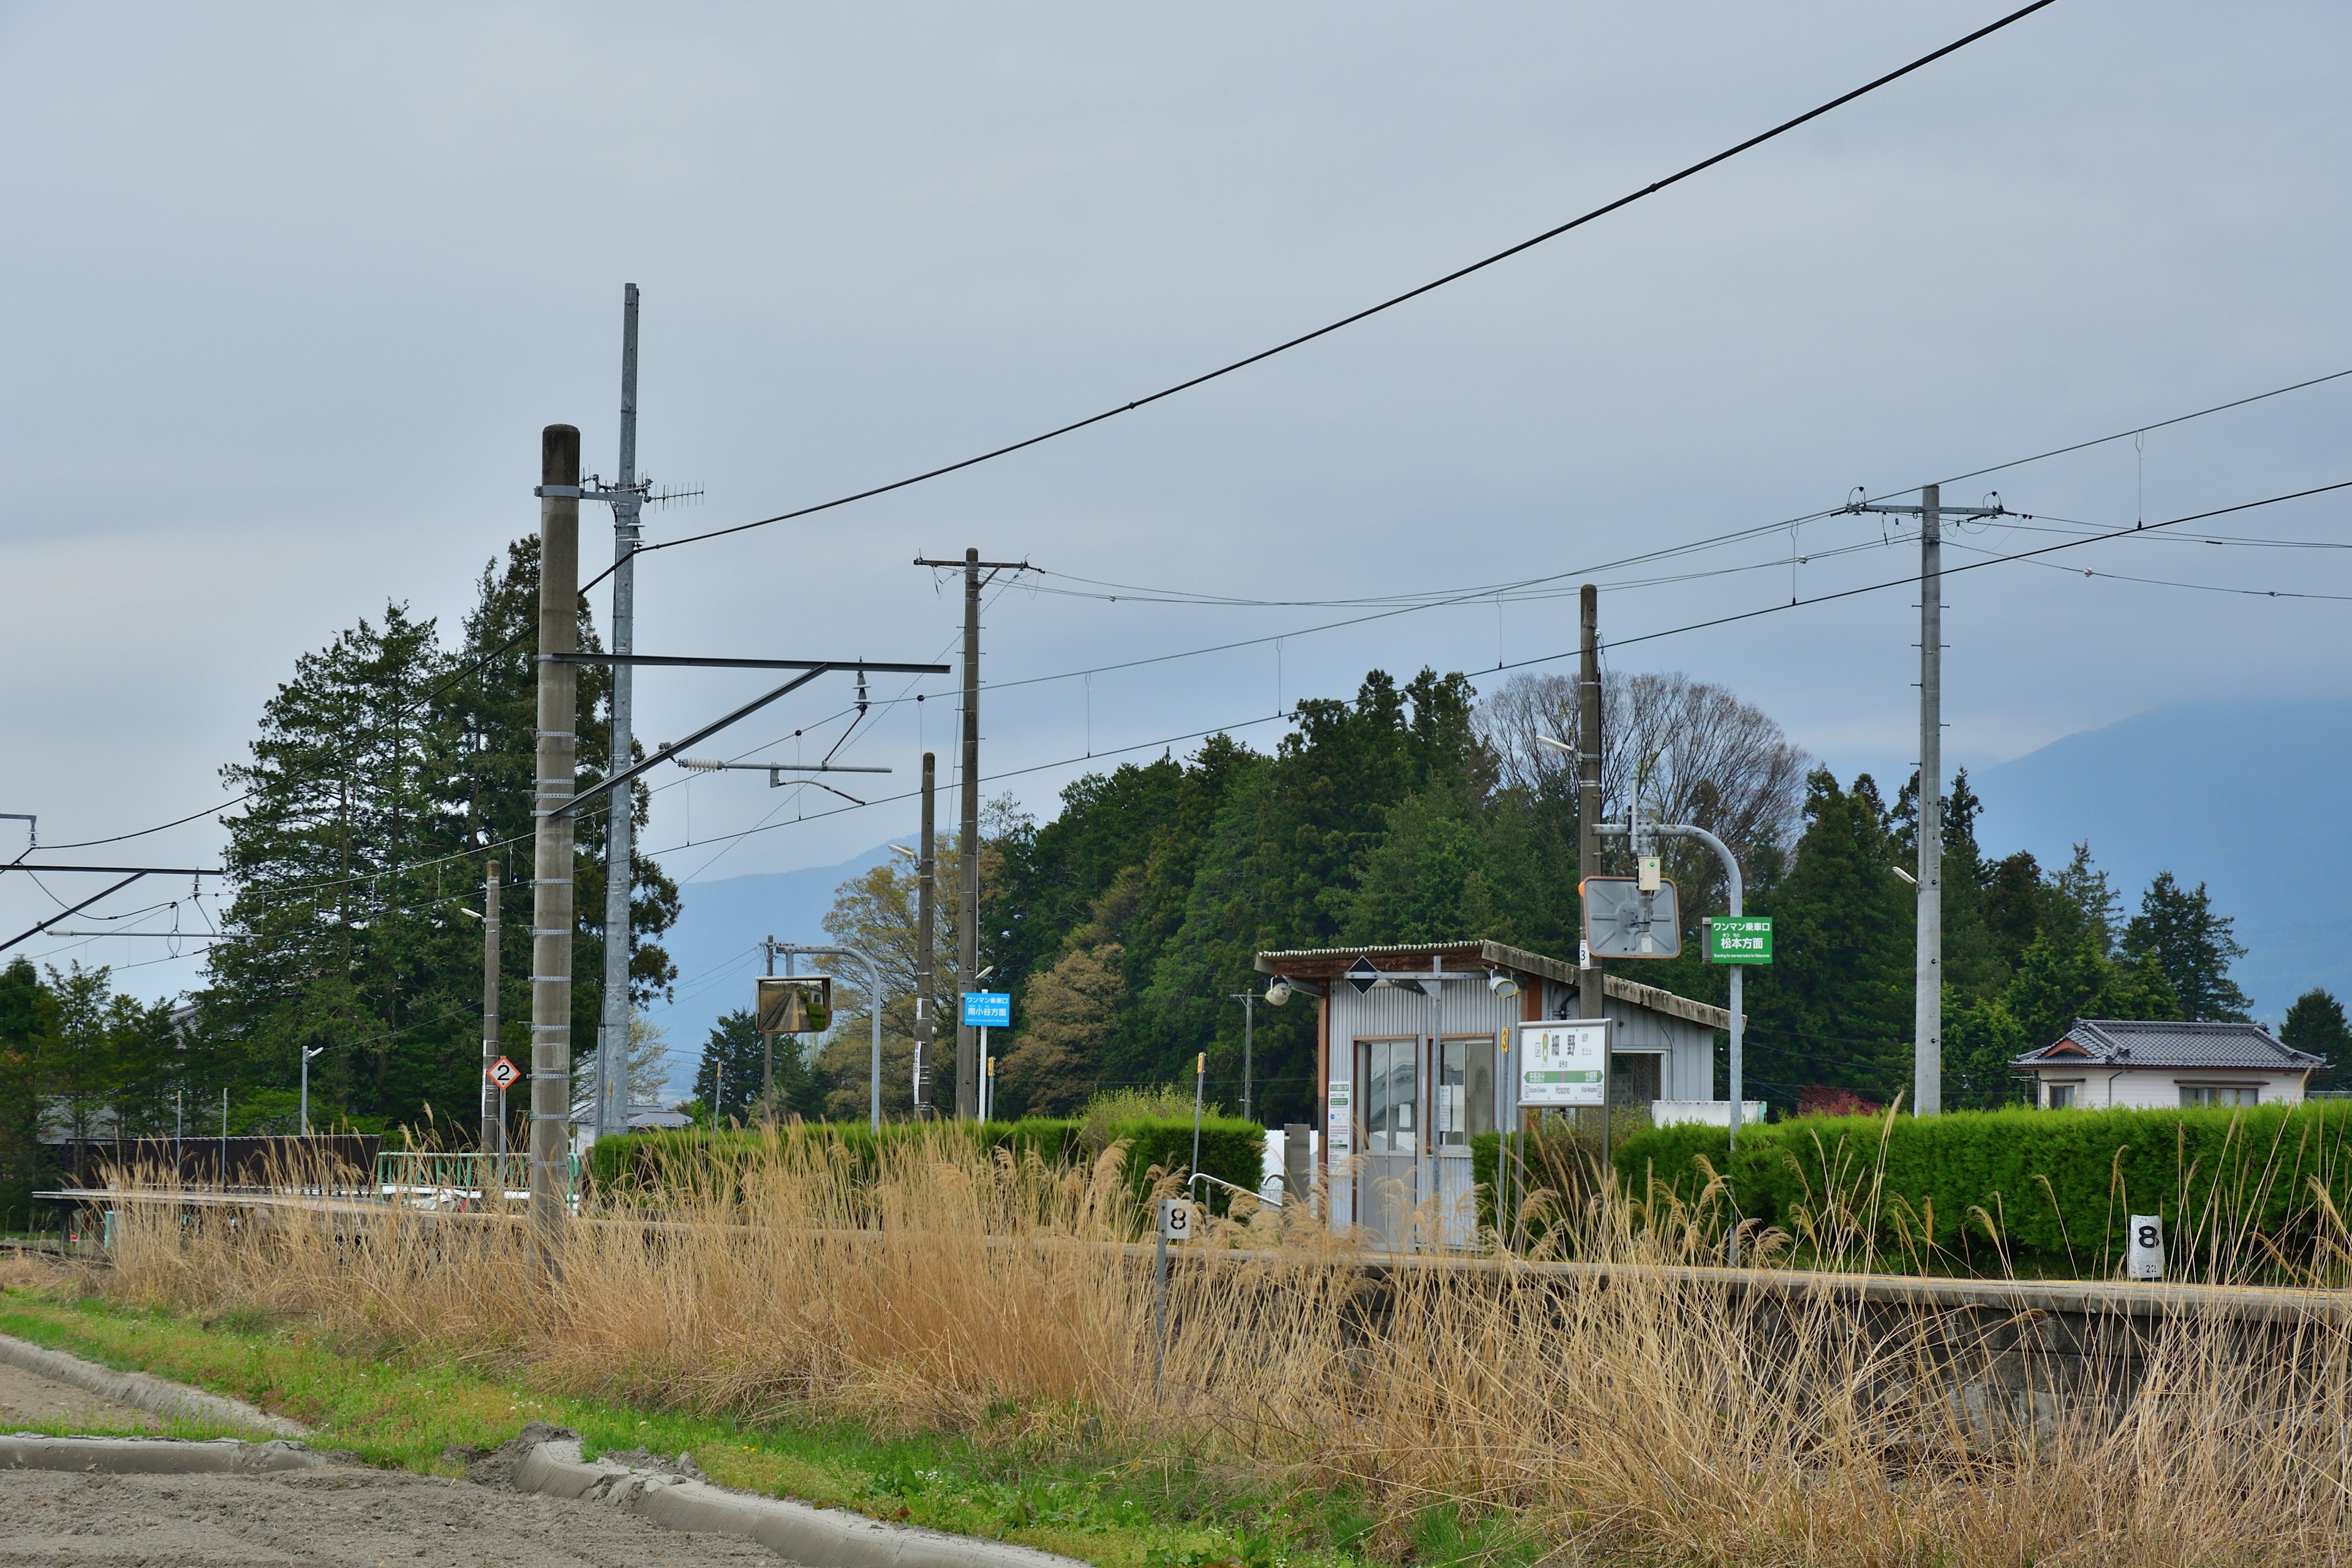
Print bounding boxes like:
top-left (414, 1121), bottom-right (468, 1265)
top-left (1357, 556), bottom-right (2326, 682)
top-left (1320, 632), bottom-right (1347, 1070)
top-left (2127, 1213), bottom-right (2165, 1281)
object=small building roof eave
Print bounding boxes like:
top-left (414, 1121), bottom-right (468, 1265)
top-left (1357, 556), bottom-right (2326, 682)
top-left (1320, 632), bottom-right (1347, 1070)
top-left (1253, 940), bottom-right (1730, 1031)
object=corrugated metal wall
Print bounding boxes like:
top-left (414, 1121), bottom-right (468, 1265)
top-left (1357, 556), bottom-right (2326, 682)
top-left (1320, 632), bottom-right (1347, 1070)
top-left (1322, 966), bottom-right (1718, 1242)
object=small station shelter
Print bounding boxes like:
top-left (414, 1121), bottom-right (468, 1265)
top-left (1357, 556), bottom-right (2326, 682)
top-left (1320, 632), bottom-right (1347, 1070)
top-left (1254, 939), bottom-right (1730, 1249)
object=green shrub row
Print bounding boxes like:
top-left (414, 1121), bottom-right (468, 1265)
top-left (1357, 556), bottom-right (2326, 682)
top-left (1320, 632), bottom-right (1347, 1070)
top-left (1602, 1101), bottom-right (2352, 1274)
top-left (587, 1115), bottom-right (1268, 1216)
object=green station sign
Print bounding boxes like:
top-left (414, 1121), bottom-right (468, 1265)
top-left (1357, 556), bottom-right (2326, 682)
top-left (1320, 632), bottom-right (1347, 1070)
top-left (1706, 915), bottom-right (1773, 965)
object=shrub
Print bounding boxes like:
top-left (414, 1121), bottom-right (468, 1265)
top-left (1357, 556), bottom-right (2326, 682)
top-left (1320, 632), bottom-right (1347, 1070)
top-left (1608, 1100), bottom-right (2352, 1277)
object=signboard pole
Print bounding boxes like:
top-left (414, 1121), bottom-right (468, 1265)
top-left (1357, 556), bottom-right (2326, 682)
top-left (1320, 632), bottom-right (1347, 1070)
top-left (1152, 1222), bottom-right (1168, 1397)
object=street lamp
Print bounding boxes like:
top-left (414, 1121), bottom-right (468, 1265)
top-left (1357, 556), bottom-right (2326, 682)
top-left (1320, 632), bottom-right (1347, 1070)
top-left (299, 1046), bottom-right (326, 1136)
top-left (1224, 991), bottom-right (1258, 1123)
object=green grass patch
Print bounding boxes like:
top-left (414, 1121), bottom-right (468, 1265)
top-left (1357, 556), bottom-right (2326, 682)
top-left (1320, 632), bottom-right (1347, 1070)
top-left (0, 1286), bottom-right (1537, 1568)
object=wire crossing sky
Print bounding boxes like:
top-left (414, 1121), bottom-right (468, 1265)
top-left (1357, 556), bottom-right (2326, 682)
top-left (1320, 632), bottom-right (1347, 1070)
top-left (4, 2), bottom-right (2350, 1003)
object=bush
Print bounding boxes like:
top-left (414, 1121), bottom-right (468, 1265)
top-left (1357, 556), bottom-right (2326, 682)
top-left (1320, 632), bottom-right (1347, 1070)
top-left (1608, 1101), bottom-right (2352, 1277)
top-left (589, 1114), bottom-right (1265, 1217)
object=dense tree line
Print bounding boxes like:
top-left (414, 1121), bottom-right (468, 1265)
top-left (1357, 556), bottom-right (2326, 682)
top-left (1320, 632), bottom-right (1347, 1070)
top-left (704, 664), bottom-right (2300, 1126)
top-left (14, 582), bottom-right (2315, 1165)
top-left (5, 538), bottom-right (680, 1168)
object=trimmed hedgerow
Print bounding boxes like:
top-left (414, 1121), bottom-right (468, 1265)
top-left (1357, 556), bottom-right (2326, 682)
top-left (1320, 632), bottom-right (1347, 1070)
top-left (586, 1115), bottom-right (1266, 1217)
top-left (1604, 1100), bottom-right (2352, 1276)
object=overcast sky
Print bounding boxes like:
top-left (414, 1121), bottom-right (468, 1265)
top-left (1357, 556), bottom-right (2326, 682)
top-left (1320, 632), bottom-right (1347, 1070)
top-left (6, 2), bottom-right (2348, 1000)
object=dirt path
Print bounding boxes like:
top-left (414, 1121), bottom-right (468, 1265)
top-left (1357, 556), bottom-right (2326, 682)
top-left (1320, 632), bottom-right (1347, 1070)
top-left (0, 1361), bottom-right (159, 1434)
top-left (0, 1463), bottom-right (785, 1566)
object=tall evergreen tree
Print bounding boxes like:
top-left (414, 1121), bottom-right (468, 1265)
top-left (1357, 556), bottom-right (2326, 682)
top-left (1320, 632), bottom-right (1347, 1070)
top-left (1748, 771), bottom-right (1914, 1102)
top-left (2281, 988), bottom-right (2350, 1085)
top-left (2123, 871), bottom-right (2252, 1022)
top-left (198, 538), bottom-right (677, 1136)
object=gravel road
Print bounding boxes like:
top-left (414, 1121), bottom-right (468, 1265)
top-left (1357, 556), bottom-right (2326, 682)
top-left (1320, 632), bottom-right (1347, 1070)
top-left (0, 1463), bottom-right (786, 1566)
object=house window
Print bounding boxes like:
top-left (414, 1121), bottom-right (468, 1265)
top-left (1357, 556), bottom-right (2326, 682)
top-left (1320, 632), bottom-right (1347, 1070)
top-left (2046, 1082), bottom-right (2078, 1110)
top-left (2180, 1085), bottom-right (2260, 1108)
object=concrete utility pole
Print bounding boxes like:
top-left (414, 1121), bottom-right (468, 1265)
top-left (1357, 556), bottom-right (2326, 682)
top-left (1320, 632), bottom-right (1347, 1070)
top-left (597, 284), bottom-right (644, 1140)
top-left (914, 752), bottom-right (937, 1112)
top-left (957, 549), bottom-right (982, 1118)
top-left (1842, 485), bottom-right (2000, 1117)
top-left (530, 424), bottom-right (581, 1242)
top-left (911, 549), bottom-right (1033, 1118)
top-left (480, 859), bottom-right (500, 1152)
top-left (761, 937), bottom-right (777, 1115)
top-left (1915, 483), bottom-right (1943, 1117)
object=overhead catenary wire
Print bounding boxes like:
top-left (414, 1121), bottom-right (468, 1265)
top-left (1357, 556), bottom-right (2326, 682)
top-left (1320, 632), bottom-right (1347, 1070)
top-left (632, 477), bottom-right (2352, 864)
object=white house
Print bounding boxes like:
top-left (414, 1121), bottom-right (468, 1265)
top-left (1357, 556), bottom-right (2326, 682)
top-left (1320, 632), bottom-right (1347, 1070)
top-left (2012, 1019), bottom-right (2324, 1110)
top-left (1253, 939), bottom-right (1731, 1250)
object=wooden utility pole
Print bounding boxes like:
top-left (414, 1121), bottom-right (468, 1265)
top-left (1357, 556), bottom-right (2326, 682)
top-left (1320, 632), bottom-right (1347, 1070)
top-left (1577, 584), bottom-right (1605, 1023)
top-left (530, 424), bottom-right (581, 1243)
top-left (479, 859), bottom-right (500, 1153)
top-left (914, 751), bottom-right (937, 1112)
top-left (1577, 583), bottom-right (1608, 1162)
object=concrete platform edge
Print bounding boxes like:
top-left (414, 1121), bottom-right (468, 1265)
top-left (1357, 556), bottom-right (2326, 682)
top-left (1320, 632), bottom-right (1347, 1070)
top-left (0, 1434), bottom-right (328, 1473)
top-left (516, 1438), bottom-right (1096, 1568)
top-left (0, 1330), bottom-right (310, 1439)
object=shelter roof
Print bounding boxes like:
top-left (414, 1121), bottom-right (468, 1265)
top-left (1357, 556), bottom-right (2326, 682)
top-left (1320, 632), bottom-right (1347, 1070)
top-left (1253, 940), bottom-right (1730, 1031)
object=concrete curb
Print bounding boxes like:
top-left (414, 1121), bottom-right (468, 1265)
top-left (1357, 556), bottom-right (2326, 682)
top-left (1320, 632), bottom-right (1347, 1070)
top-left (0, 1332), bottom-right (310, 1439)
top-left (0, 1434), bottom-right (328, 1474)
top-left (516, 1438), bottom-right (1095, 1568)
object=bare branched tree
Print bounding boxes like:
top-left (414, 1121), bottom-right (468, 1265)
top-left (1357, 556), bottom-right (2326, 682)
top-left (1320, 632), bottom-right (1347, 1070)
top-left (1477, 669), bottom-right (1808, 912)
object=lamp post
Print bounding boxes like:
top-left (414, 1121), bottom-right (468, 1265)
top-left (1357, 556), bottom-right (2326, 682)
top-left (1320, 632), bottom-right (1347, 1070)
top-left (1224, 992), bottom-right (1257, 1123)
top-left (1598, 815), bottom-right (1749, 1262)
top-left (299, 1046), bottom-right (326, 1136)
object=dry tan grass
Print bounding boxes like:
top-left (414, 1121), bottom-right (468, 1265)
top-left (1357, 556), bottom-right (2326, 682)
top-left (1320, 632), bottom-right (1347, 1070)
top-left (96, 1126), bottom-right (2352, 1566)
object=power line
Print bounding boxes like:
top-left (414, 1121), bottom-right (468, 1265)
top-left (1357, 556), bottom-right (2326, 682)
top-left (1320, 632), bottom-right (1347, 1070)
top-left (1932, 368), bottom-right (2352, 490)
top-left (636, 477), bottom-right (2351, 863)
top-left (1586, 480), bottom-right (2352, 656)
top-left (623, 1), bottom-right (2057, 563)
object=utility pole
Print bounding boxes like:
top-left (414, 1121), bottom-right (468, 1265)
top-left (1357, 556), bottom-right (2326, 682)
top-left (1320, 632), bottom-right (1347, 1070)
top-left (1576, 584), bottom-right (1610, 1164)
top-left (1842, 485), bottom-right (2001, 1117)
top-left (1226, 992), bottom-right (1256, 1123)
top-left (1916, 483), bottom-right (1942, 1117)
top-left (597, 284), bottom-right (644, 1142)
top-left (911, 549), bottom-right (1033, 1118)
top-left (914, 752), bottom-right (937, 1112)
top-left (480, 859), bottom-right (500, 1152)
top-left (761, 936), bottom-right (777, 1116)
top-left (957, 549), bottom-right (982, 1120)
top-left (530, 424), bottom-right (582, 1243)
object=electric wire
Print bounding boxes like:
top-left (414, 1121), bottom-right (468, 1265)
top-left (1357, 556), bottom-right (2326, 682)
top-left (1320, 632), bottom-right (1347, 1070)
top-left (616, 1), bottom-right (2057, 564)
top-left (631, 478), bottom-right (2352, 862)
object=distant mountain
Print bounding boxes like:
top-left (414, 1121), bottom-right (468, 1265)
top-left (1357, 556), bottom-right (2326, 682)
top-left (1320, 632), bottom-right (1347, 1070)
top-left (1973, 699), bottom-right (2351, 1022)
top-left (641, 843), bottom-right (895, 1096)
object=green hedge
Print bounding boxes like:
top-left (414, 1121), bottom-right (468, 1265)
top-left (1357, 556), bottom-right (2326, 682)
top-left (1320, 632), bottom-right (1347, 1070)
top-left (1607, 1101), bottom-right (2352, 1275)
top-left (587, 1115), bottom-right (1267, 1216)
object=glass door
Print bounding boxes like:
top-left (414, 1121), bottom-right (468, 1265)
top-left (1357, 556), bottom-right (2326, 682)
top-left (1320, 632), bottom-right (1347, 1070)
top-left (1356, 1036), bottom-right (1420, 1251)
